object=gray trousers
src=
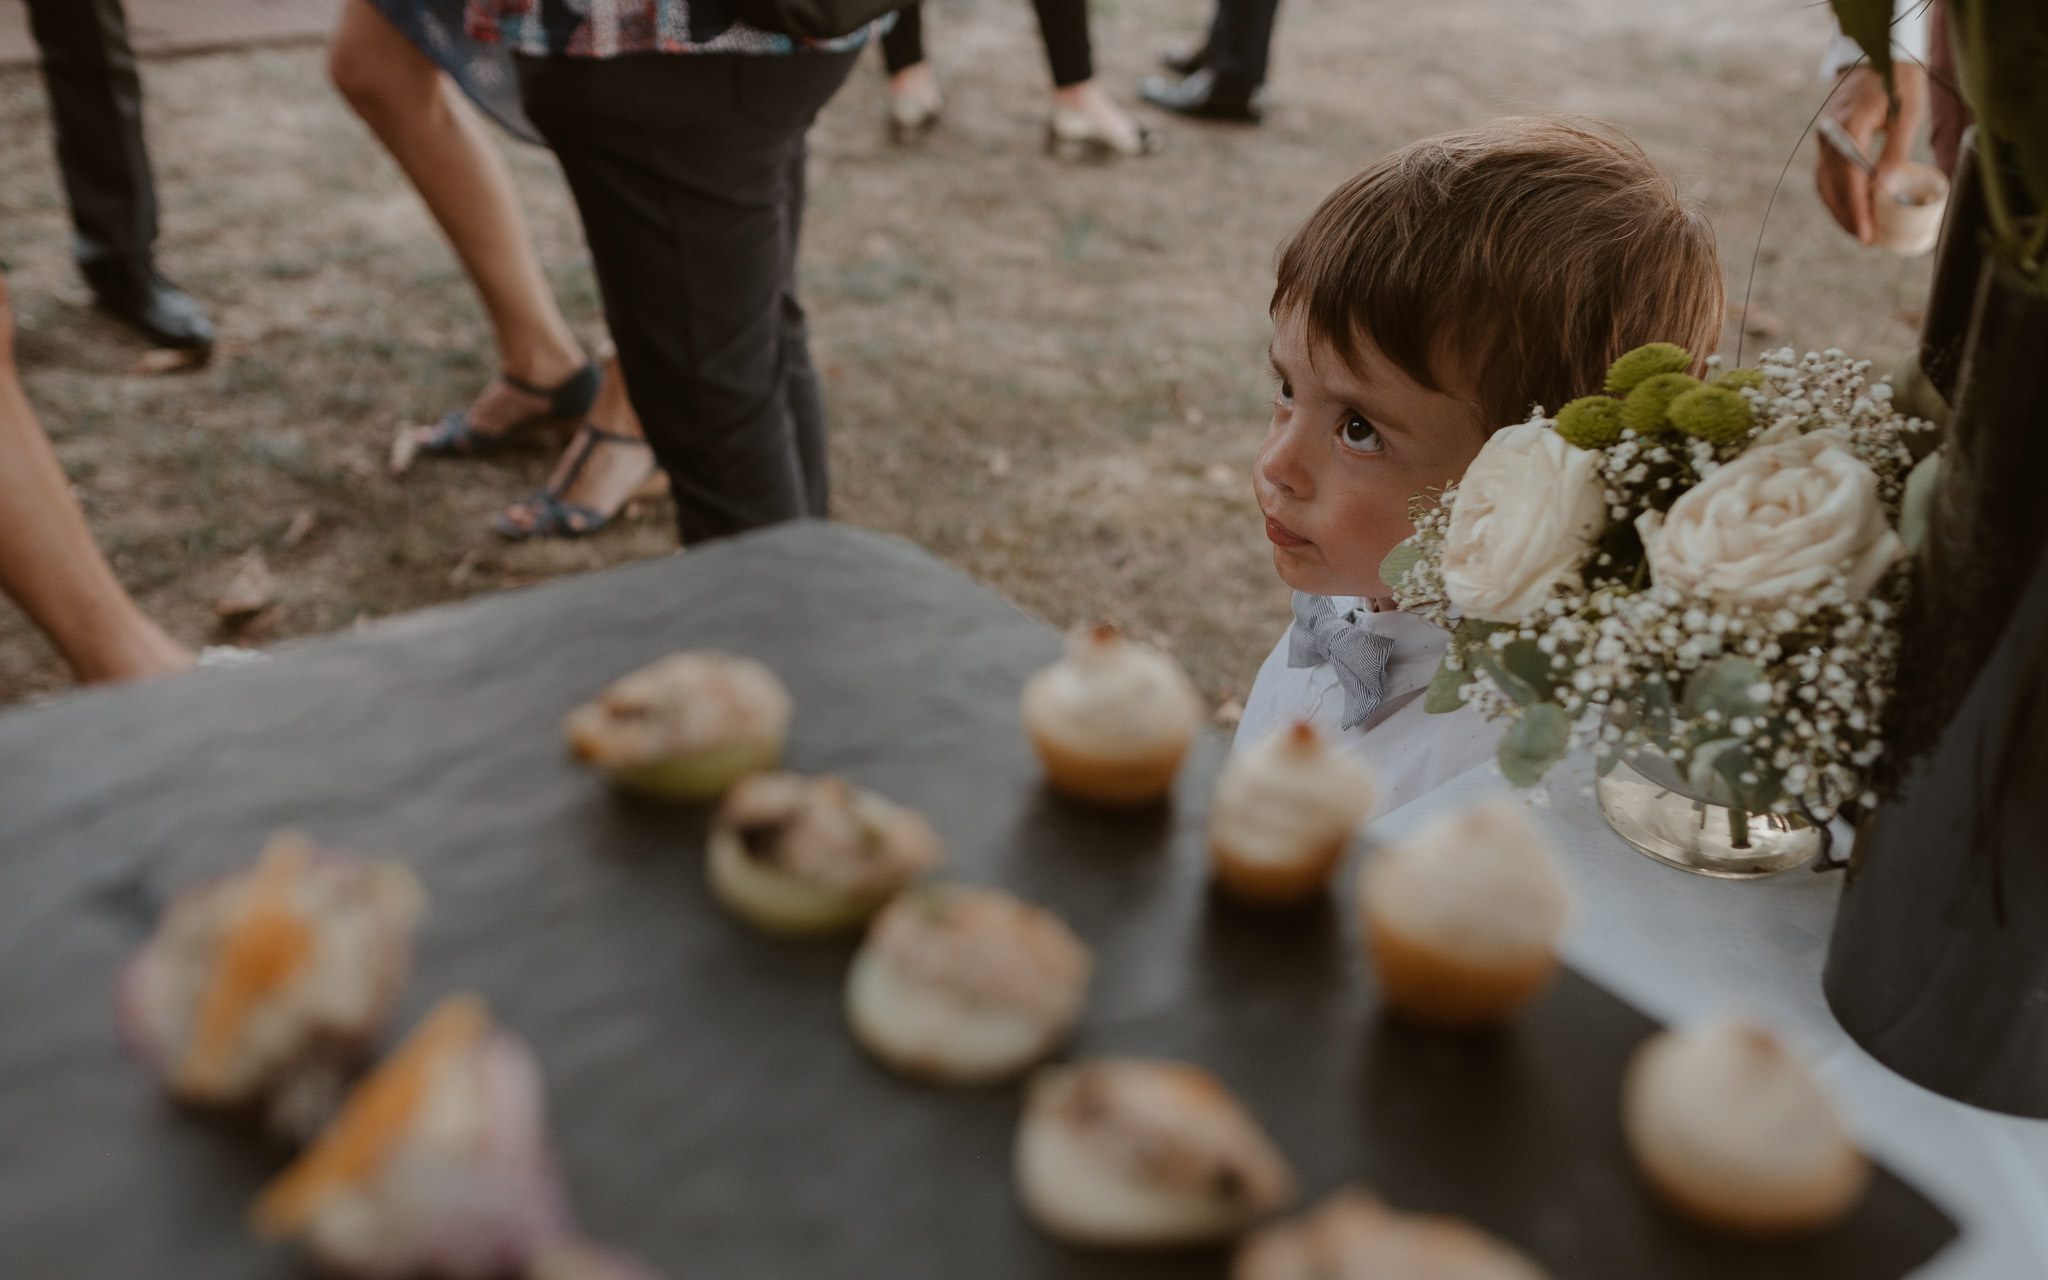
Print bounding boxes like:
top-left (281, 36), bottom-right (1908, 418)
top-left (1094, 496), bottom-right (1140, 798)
top-left (516, 51), bottom-right (857, 545)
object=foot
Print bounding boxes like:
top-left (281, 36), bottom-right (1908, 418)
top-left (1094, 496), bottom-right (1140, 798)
top-left (493, 356), bottom-right (660, 539)
top-left (888, 62), bottom-right (943, 138)
top-left (412, 356), bottom-right (597, 458)
top-left (93, 273), bottom-right (216, 353)
top-left (1048, 81), bottom-right (1158, 158)
top-left (1158, 37), bottom-right (1210, 75)
top-left (1139, 68), bottom-right (1263, 123)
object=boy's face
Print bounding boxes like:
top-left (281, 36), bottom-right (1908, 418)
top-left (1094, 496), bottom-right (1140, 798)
top-left (1256, 309), bottom-right (1490, 601)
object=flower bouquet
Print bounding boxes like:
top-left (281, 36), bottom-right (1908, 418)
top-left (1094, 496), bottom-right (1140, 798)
top-left (1383, 344), bottom-right (1941, 852)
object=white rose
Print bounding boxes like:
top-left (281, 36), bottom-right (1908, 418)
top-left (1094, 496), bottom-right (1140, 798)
top-left (1441, 421), bottom-right (1608, 622)
top-left (1638, 429), bottom-right (1902, 604)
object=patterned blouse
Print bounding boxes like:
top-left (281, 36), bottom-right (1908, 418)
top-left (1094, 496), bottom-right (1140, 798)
top-left (465, 0), bottom-right (882, 56)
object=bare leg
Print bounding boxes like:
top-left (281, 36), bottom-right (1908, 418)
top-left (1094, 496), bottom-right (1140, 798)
top-left (328, 0), bottom-right (585, 432)
top-left (0, 277), bottom-right (190, 684)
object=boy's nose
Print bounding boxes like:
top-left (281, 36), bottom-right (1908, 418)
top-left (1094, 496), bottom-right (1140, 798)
top-left (1257, 423), bottom-right (1313, 499)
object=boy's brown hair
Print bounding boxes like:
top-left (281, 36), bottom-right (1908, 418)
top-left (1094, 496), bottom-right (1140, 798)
top-left (1273, 116), bottom-right (1724, 430)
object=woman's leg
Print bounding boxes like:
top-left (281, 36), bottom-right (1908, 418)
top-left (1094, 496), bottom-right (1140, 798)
top-left (880, 4), bottom-right (923, 75)
top-left (328, 0), bottom-right (582, 397)
top-left (0, 276), bottom-right (189, 684)
top-left (516, 51), bottom-right (856, 544)
top-left (1034, 0), bottom-right (1151, 156)
top-left (1031, 0), bottom-right (1091, 87)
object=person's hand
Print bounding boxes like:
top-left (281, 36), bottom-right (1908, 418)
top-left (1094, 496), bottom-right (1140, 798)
top-left (1816, 62), bottom-right (1930, 245)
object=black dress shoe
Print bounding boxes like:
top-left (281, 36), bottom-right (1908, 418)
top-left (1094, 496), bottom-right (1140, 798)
top-left (93, 273), bottom-right (216, 353)
top-left (1139, 69), bottom-right (1263, 124)
top-left (1158, 37), bottom-right (1209, 75)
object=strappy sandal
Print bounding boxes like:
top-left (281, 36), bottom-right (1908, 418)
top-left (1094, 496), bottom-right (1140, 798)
top-left (416, 360), bottom-right (602, 458)
top-left (491, 422), bottom-right (656, 541)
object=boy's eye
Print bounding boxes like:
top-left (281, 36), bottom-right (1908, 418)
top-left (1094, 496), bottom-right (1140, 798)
top-left (1276, 381), bottom-right (1294, 406)
top-left (1339, 413), bottom-right (1384, 453)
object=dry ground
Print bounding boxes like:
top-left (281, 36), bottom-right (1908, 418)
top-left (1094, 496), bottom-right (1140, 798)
top-left (0, 0), bottom-right (1937, 706)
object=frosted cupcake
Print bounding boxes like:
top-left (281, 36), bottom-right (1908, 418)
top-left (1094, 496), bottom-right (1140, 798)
top-left (707, 772), bottom-right (943, 937)
top-left (119, 831), bottom-right (424, 1134)
top-left (1020, 623), bottom-right (1203, 806)
top-left (1015, 1059), bottom-right (1295, 1248)
top-left (1624, 1017), bottom-right (1869, 1235)
top-left (251, 995), bottom-right (660, 1280)
top-left (1209, 722), bottom-right (1377, 906)
top-left (1236, 1188), bottom-right (1551, 1280)
top-left (1357, 800), bottom-right (1571, 1028)
top-left (564, 651), bottom-right (792, 802)
top-left (846, 885), bottom-right (1091, 1084)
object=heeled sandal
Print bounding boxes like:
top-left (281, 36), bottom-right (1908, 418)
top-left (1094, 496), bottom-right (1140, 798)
top-left (1045, 105), bottom-right (1161, 159)
top-left (417, 360), bottom-right (602, 459)
top-left (491, 421), bottom-right (657, 541)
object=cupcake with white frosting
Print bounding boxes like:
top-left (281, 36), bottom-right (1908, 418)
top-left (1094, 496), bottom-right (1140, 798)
top-left (1235, 1187), bottom-right (1551, 1280)
top-left (707, 772), bottom-right (942, 936)
top-left (1623, 1017), bottom-right (1869, 1235)
top-left (846, 885), bottom-right (1091, 1084)
top-left (1015, 1058), bottom-right (1295, 1248)
top-left (1357, 800), bottom-right (1570, 1028)
top-left (1020, 623), bottom-right (1203, 806)
top-left (564, 651), bottom-right (792, 802)
top-left (119, 831), bottom-right (424, 1133)
top-left (251, 995), bottom-right (661, 1280)
top-left (1209, 722), bottom-right (1377, 906)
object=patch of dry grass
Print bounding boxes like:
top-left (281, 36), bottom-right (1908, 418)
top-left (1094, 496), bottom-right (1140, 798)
top-left (0, 0), bottom-right (1935, 704)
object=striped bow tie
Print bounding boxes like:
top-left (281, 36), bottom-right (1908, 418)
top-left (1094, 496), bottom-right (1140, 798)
top-left (1287, 592), bottom-right (1396, 731)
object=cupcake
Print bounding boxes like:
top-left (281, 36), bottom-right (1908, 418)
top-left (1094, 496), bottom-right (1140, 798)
top-left (1014, 1059), bottom-right (1294, 1248)
top-left (846, 885), bottom-right (1091, 1084)
top-left (1235, 1188), bottom-right (1550, 1280)
top-left (707, 772), bottom-right (943, 937)
top-left (1356, 800), bottom-right (1570, 1029)
top-left (251, 995), bottom-right (662, 1280)
top-left (118, 831), bottom-right (424, 1132)
top-left (564, 651), bottom-right (792, 802)
top-left (1623, 1017), bottom-right (1869, 1235)
top-left (1020, 623), bottom-right (1203, 806)
top-left (1209, 722), bottom-right (1377, 906)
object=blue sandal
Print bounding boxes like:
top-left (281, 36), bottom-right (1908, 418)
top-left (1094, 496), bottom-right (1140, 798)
top-left (491, 422), bottom-right (656, 541)
top-left (417, 361), bottom-right (601, 458)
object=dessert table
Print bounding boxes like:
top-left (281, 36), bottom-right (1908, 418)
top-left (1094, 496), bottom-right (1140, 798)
top-left (0, 521), bottom-right (1980, 1278)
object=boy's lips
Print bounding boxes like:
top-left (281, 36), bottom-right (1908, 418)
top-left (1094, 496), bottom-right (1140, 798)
top-left (1264, 516), bottom-right (1312, 549)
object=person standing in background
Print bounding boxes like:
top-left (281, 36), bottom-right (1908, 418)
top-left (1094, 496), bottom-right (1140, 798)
top-left (22, 0), bottom-right (214, 352)
top-left (1137, 0), bottom-right (1281, 124)
top-left (466, 0), bottom-right (875, 546)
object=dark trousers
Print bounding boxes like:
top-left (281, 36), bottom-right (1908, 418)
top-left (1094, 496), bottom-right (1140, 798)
top-left (1204, 0), bottom-right (1284, 91)
top-left (880, 0), bottom-right (1091, 88)
top-left (24, 0), bottom-right (160, 301)
top-left (517, 51), bottom-right (856, 545)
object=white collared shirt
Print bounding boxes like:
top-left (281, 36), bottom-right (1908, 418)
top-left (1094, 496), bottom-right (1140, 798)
top-left (1233, 598), bottom-right (1502, 816)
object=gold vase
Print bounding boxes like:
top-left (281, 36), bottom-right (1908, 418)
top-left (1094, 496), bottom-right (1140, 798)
top-left (1595, 752), bottom-right (1819, 879)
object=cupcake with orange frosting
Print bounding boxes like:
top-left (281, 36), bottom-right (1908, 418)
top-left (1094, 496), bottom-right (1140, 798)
top-left (1020, 623), bottom-right (1203, 806)
top-left (1015, 1058), bottom-right (1294, 1247)
top-left (1357, 800), bottom-right (1571, 1028)
top-left (251, 994), bottom-right (660, 1280)
top-left (564, 651), bottom-right (792, 802)
top-left (1235, 1188), bottom-right (1550, 1280)
top-left (846, 885), bottom-right (1091, 1084)
top-left (1208, 722), bottom-right (1377, 906)
top-left (707, 772), bottom-right (943, 937)
top-left (119, 831), bottom-right (424, 1132)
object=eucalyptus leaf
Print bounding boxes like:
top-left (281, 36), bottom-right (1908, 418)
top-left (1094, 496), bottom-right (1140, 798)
top-left (1423, 656), bottom-right (1473, 714)
top-left (1498, 703), bottom-right (1572, 788)
top-left (1827, 0), bottom-right (1893, 91)
top-left (1500, 639), bottom-right (1564, 701)
top-left (1471, 646), bottom-right (1541, 708)
top-left (1379, 542), bottom-right (1423, 593)
top-left (1681, 655), bottom-right (1770, 722)
top-left (1900, 449), bottom-right (1944, 556)
top-left (1687, 736), bottom-right (1748, 797)
top-left (1889, 352), bottom-right (1953, 434)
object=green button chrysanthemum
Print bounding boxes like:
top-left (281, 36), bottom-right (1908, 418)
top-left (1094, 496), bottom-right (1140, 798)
top-left (1668, 384), bottom-right (1755, 444)
top-left (1604, 342), bottom-right (1694, 394)
top-left (1714, 367), bottom-right (1766, 392)
top-left (1618, 372), bottom-right (1701, 434)
top-left (1554, 395), bottom-right (1625, 448)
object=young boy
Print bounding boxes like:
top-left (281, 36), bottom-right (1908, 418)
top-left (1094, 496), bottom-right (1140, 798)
top-left (1234, 116), bottom-right (1725, 812)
